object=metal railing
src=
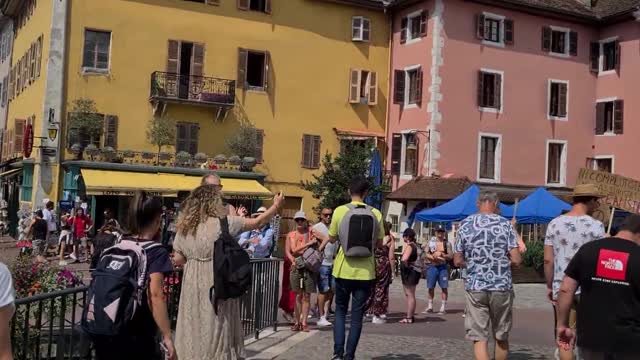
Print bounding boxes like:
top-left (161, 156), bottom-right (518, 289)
top-left (150, 71), bottom-right (236, 106)
top-left (10, 258), bottom-right (282, 359)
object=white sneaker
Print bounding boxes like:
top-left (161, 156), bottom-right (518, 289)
top-left (422, 305), bottom-right (433, 314)
top-left (317, 317), bottom-right (332, 327)
top-left (379, 314), bottom-right (387, 320)
top-left (372, 316), bottom-right (386, 324)
top-left (70, 253), bottom-right (77, 261)
top-left (438, 305), bottom-right (446, 314)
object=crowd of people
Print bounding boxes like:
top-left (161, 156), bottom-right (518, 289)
top-left (0, 176), bottom-right (640, 360)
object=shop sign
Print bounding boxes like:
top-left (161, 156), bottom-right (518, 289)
top-left (577, 168), bottom-right (640, 222)
top-left (22, 124), bottom-right (33, 158)
top-left (101, 190), bottom-right (163, 197)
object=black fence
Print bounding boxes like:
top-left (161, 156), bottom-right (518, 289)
top-left (10, 258), bottom-right (282, 359)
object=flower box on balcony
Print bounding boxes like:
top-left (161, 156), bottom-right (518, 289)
top-left (200, 92), bottom-right (233, 104)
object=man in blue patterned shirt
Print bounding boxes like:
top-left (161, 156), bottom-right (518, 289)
top-left (454, 191), bottom-right (521, 360)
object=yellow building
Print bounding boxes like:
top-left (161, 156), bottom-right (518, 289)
top-left (0, 0), bottom-right (389, 229)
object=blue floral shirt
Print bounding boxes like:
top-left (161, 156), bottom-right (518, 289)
top-left (455, 214), bottom-right (518, 291)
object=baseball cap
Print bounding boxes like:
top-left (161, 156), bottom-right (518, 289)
top-left (294, 211), bottom-right (307, 221)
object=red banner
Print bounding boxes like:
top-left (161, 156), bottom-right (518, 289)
top-left (23, 123), bottom-right (33, 158)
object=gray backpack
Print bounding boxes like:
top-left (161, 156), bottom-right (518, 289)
top-left (338, 203), bottom-right (379, 257)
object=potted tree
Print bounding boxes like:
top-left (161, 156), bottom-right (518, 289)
top-left (146, 116), bottom-right (176, 166)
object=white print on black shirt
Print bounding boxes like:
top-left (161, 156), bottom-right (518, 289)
top-left (591, 277), bottom-right (630, 286)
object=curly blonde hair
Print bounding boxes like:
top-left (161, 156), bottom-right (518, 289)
top-left (176, 185), bottom-right (228, 236)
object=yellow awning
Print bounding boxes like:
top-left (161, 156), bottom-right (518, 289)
top-left (81, 169), bottom-right (273, 200)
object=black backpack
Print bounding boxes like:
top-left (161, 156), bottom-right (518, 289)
top-left (81, 239), bottom-right (160, 336)
top-left (210, 217), bottom-right (252, 314)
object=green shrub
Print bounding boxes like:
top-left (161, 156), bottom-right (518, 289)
top-left (522, 240), bottom-right (544, 273)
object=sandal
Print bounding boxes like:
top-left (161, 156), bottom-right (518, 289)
top-left (399, 317), bottom-right (415, 324)
top-left (301, 324), bottom-right (310, 332)
top-left (291, 323), bottom-right (301, 331)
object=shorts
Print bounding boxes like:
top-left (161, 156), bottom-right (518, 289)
top-left (32, 239), bottom-right (46, 256)
top-left (427, 264), bottom-right (449, 289)
top-left (290, 268), bottom-right (316, 294)
top-left (465, 290), bottom-right (514, 341)
top-left (401, 266), bottom-right (421, 287)
top-left (59, 230), bottom-right (73, 245)
top-left (318, 265), bottom-right (335, 293)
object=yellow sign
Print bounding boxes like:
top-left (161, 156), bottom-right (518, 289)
top-left (577, 168), bottom-right (640, 217)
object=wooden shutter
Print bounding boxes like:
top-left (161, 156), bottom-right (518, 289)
top-left (205, 0), bottom-right (220, 5)
top-left (103, 115), bottom-right (118, 149)
top-left (494, 73), bottom-right (502, 109)
top-left (419, 10), bottom-right (428, 37)
top-left (22, 55), bottom-right (28, 90)
top-left (189, 124), bottom-right (199, 154)
top-left (25, 45), bottom-right (31, 84)
top-left (8, 67), bottom-right (12, 101)
top-left (476, 14), bottom-right (485, 39)
top-left (614, 100), bottom-right (624, 134)
top-left (264, 0), bottom-right (271, 14)
top-left (14, 119), bottom-right (25, 154)
top-left (504, 19), bottom-right (514, 44)
top-left (30, 43), bottom-right (36, 83)
top-left (589, 41), bottom-right (599, 73)
top-left (15, 59), bottom-right (21, 95)
top-left (166, 40), bottom-right (180, 74)
top-left (390, 133), bottom-right (402, 175)
top-left (238, 0), bottom-right (249, 10)
top-left (6, 129), bottom-right (12, 157)
top-left (256, 129), bottom-right (264, 163)
top-left (393, 70), bottom-right (405, 104)
top-left (569, 31), bottom-right (578, 56)
top-left (477, 71), bottom-right (484, 107)
top-left (415, 68), bottom-right (423, 106)
top-left (615, 40), bottom-right (621, 73)
top-left (558, 83), bottom-right (567, 117)
top-left (362, 18), bottom-right (370, 41)
top-left (352, 17), bottom-right (362, 41)
top-left (542, 26), bottom-right (551, 52)
top-left (176, 123), bottom-right (187, 152)
top-left (190, 43), bottom-right (204, 78)
top-left (311, 135), bottom-right (321, 169)
top-left (301, 135), bottom-right (311, 168)
top-left (400, 17), bottom-right (408, 44)
top-left (595, 102), bottom-right (605, 135)
top-left (237, 48), bottom-right (248, 89)
top-left (367, 71), bottom-right (378, 105)
top-left (36, 36), bottom-right (42, 78)
top-left (349, 69), bottom-right (361, 104)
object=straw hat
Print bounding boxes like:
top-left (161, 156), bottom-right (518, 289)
top-left (572, 184), bottom-right (605, 198)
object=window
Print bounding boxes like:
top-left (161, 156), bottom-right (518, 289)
top-left (588, 157), bottom-right (613, 173)
top-left (67, 113), bottom-right (118, 149)
top-left (349, 69), bottom-right (378, 105)
top-left (176, 123), bottom-right (199, 155)
top-left (237, 49), bottom-right (270, 91)
top-left (14, 119), bottom-right (25, 155)
top-left (477, 70), bottom-right (502, 111)
top-left (237, 0), bottom-right (271, 14)
top-left (542, 26), bottom-right (577, 56)
top-left (352, 16), bottom-right (370, 42)
top-left (590, 39), bottom-right (619, 74)
top-left (340, 139), bottom-right (370, 155)
top-left (546, 141), bottom-right (567, 185)
top-left (476, 13), bottom-right (514, 46)
top-left (82, 30), bottom-right (111, 72)
top-left (478, 134), bottom-right (501, 182)
top-left (400, 10), bottom-right (427, 44)
top-left (596, 99), bottom-right (623, 135)
top-left (389, 214), bottom-right (400, 234)
top-left (301, 134), bottom-right (321, 169)
top-left (548, 80), bottom-right (568, 119)
top-left (402, 133), bottom-right (418, 177)
top-left (393, 67), bottom-right (422, 107)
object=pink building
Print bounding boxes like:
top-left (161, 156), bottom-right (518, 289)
top-left (384, 0), bottom-right (639, 232)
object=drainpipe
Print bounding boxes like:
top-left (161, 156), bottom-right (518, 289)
top-left (384, 7), bottom-right (393, 188)
top-left (33, 0), bottom-right (69, 208)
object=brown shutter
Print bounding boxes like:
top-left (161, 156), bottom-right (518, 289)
top-left (8, 67), bottom-right (13, 101)
top-left (362, 18), bottom-right (370, 41)
top-left (237, 48), bottom-right (248, 89)
top-left (420, 10), bottom-right (428, 37)
top-left (477, 71), bottom-right (484, 107)
top-left (504, 19), bottom-right (514, 44)
top-left (238, 0), bottom-right (249, 10)
top-left (190, 43), bottom-right (204, 77)
top-left (189, 124), bottom-right (199, 154)
top-left (595, 102), bottom-right (605, 135)
top-left (589, 41), bottom-right (599, 73)
top-left (264, 0), bottom-right (271, 14)
top-left (569, 31), bottom-right (578, 56)
top-left (14, 119), bottom-right (24, 155)
top-left (35, 36), bottom-right (42, 78)
top-left (103, 115), bottom-right (118, 149)
top-left (476, 14), bottom-right (485, 39)
top-left (176, 123), bottom-right (187, 152)
top-left (367, 71), bottom-right (378, 105)
top-left (205, 0), bottom-right (220, 5)
top-left (349, 69), bottom-right (361, 104)
top-left (542, 26), bottom-right (551, 52)
top-left (400, 17), bottom-right (408, 44)
top-left (312, 135), bottom-right (321, 168)
top-left (614, 100), bottom-right (624, 134)
top-left (415, 68), bottom-right (423, 107)
top-left (615, 40), bottom-right (621, 73)
top-left (166, 40), bottom-right (180, 74)
top-left (301, 135), bottom-right (310, 168)
top-left (393, 70), bottom-right (405, 104)
top-left (390, 133), bottom-right (402, 175)
top-left (558, 83), bottom-right (567, 117)
top-left (494, 73), bottom-right (502, 109)
top-left (256, 129), bottom-right (264, 163)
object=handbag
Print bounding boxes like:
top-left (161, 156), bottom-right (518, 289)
top-left (302, 246), bottom-right (322, 273)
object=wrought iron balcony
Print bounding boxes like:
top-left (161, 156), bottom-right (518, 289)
top-left (150, 71), bottom-right (235, 107)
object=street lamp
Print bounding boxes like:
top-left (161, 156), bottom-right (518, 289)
top-left (47, 127), bottom-right (58, 142)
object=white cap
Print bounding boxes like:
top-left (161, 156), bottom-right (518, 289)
top-left (294, 211), bottom-right (307, 221)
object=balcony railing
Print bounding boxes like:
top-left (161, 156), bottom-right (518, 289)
top-left (150, 71), bottom-right (236, 107)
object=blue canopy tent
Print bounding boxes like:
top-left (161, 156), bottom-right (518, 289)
top-left (365, 149), bottom-right (383, 210)
top-left (414, 184), bottom-right (509, 223)
top-left (501, 187), bottom-right (571, 224)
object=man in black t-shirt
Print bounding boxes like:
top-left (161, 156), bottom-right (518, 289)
top-left (556, 214), bottom-right (640, 360)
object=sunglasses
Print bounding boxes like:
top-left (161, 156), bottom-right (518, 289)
top-left (322, 213), bottom-right (333, 217)
top-left (295, 219), bottom-right (306, 223)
